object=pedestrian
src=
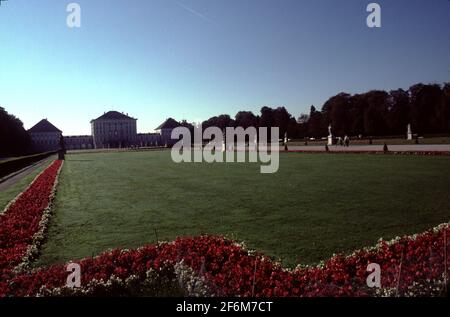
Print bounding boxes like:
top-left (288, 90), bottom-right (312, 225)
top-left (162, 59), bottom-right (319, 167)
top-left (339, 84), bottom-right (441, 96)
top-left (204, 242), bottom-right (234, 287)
top-left (344, 135), bottom-right (350, 147)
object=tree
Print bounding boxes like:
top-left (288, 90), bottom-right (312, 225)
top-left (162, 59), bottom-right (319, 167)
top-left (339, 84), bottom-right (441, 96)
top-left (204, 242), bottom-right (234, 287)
top-left (348, 94), bottom-right (366, 136)
top-left (297, 113), bottom-right (309, 124)
top-left (322, 93), bottom-right (352, 136)
top-left (307, 106), bottom-right (325, 138)
top-left (409, 84), bottom-right (442, 134)
top-left (0, 107), bottom-right (31, 156)
top-left (273, 107), bottom-right (292, 137)
top-left (287, 117), bottom-right (300, 138)
top-left (296, 114), bottom-right (309, 138)
top-left (259, 107), bottom-right (274, 128)
top-left (386, 89), bottom-right (410, 135)
top-left (234, 111), bottom-right (258, 129)
top-left (202, 115), bottom-right (234, 131)
top-left (439, 83), bottom-right (450, 133)
top-left (362, 91), bottom-right (389, 136)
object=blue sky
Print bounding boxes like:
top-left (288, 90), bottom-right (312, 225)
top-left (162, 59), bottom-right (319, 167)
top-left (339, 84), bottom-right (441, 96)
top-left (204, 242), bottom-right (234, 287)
top-left (0, 0), bottom-right (449, 135)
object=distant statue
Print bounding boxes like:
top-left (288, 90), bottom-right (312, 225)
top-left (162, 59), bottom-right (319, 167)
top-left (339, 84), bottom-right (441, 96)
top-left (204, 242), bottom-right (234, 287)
top-left (327, 125), bottom-right (333, 146)
top-left (59, 135), bottom-right (66, 151)
top-left (58, 135), bottom-right (66, 160)
top-left (222, 130), bottom-right (227, 152)
top-left (407, 123), bottom-right (413, 140)
top-left (284, 132), bottom-right (288, 151)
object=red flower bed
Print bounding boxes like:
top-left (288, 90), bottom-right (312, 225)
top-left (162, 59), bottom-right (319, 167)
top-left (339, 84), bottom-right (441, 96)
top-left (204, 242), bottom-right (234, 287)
top-left (1, 224), bottom-right (448, 297)
top-left (0, 160), bottom-right (63, 283)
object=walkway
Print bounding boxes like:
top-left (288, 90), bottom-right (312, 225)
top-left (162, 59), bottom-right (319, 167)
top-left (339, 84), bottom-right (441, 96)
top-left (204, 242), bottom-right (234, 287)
top-left (0, 157), bottom-right (54, 192)
top-left (286, 144), bottom-right (450, 153)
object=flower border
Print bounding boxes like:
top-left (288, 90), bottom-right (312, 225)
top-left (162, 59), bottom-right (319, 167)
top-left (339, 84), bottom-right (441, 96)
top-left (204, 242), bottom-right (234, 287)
top-left (0, 163), bottom-right (50, 216)
top-left (13, 161), bottom-right (64, 274)
top-left (0, 160), bottom-right (63, 285)
top-left (2, 222), bottom-right (448, 297)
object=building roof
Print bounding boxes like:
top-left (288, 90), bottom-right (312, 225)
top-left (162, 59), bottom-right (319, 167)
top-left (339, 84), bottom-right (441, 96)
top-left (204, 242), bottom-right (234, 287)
top-left (28, 119), bottom-right (62, 133)
top-left (156, 118), bottom-right (180, 130)
top-left (92, 111), bottom-right (136, 122)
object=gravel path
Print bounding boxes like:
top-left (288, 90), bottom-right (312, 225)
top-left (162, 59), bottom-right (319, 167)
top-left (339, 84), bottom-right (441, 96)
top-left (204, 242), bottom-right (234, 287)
top-left (0, 158), bottom-right (53, 192)
top-left (285, 144), bottom-right (450, 152)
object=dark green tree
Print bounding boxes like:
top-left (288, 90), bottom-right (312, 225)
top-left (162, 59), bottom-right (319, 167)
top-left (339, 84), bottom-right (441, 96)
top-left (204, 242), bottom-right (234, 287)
top-left (0, 107), bottom-right (31, 157)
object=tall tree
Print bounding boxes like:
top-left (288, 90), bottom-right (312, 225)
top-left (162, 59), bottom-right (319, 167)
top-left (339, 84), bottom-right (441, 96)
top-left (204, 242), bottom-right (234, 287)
top-left (439, 83), bottom-right (450, 132)
top-left (409, 84), bottom-right (442, 134)
top-left (307, 106), bottom-right (325, 138)
top-left (273, 107), bottom-right (292, 137)
top-left (0, 107), bottom-right (31, 156)
top-left (259, 107), bottom-right (274, 128)
top-left (234, 111), bottom-right (258, 129)
top-left (322, 93), bottom-right (352, 136)
top-left (362, 90), bottom-right (389, 136)
top-left (386, 89), bottom-right (410, 135)
top-left (296, 114), bottom-right (309, 138)
top-left (348, 94), bottom-right (366, 136)
top-left (202, 115), bottom-right (234, 131)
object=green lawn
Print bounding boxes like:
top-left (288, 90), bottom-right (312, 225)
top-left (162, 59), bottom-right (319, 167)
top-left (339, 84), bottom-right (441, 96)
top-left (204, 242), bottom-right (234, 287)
top-left (36, 151), bottom-right (450, 267)
top-left (0, 158), bottom-right (54, 211)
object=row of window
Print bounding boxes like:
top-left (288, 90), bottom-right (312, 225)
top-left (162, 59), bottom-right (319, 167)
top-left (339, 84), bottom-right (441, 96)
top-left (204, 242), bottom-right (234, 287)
top-left (93, 122), bottom-right (136, 135)
top-left (34, 139), bottom-right (59, 145)
top-left (31, 133), bottom-right (61, 138)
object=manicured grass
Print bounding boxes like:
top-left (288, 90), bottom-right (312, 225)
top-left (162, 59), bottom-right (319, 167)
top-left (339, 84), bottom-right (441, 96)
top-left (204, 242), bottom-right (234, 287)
top-left (0, 158), bottom-right (54, 211)
top-left (37, 151), bottom-right (450, 267)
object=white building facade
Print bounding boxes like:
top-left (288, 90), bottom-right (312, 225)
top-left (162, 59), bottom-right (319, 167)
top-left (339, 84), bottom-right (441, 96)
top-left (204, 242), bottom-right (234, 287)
top-left (91, 111), bottom-right (138, 149)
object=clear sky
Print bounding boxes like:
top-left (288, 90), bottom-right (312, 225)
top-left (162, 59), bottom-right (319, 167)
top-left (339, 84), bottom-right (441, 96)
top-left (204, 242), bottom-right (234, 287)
top-left (0, 0), bottom-right (449, 135)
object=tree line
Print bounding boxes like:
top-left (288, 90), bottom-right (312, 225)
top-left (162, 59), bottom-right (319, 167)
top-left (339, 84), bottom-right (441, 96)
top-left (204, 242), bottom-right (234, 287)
top-left (200, 83), bottom-right (450, 139)
top-left (0, 107), bottom-right (31, 157)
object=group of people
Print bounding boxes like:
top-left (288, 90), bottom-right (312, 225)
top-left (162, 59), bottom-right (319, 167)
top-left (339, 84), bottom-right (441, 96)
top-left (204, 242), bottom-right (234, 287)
top-left (336, 135), bottom-right (350, 147)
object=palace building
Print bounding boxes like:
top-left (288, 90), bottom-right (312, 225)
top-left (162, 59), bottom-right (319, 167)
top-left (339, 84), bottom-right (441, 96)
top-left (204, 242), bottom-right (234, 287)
top-left (91, 111), bottom-right (138, 149)
top-left (28, 119), bottom-right (63, 152)
top-left (156, 118), bottom-right (183, 146)
top-left (64, 135), bottom-right (94, 150)
top-left (28, 111), bottom-right (184, 151)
